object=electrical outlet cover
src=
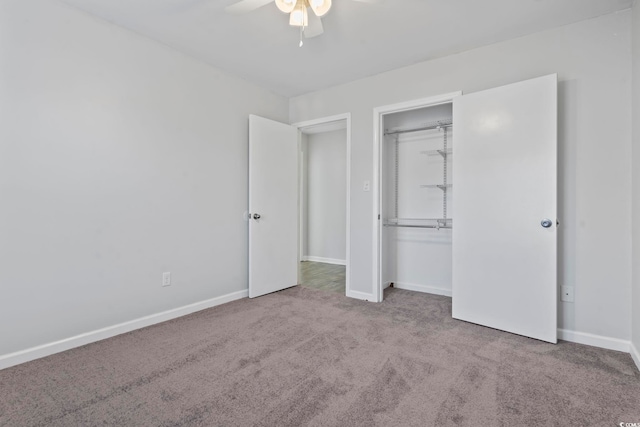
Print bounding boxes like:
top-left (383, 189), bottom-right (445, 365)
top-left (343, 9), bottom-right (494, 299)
top-left (560, 285), bottom-right (574, 302)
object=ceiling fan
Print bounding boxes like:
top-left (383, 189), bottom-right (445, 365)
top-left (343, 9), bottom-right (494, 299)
top-left (225, 0), bottom-right (382, 45)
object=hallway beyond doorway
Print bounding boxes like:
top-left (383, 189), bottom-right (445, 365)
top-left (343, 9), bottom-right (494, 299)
top-left (300, 261), bottom-right (345, 294)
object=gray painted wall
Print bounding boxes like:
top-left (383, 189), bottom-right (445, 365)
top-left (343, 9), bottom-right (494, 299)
top-left (303, 129), bottom-right (347, 262)
top-left (0, 0), bottom-right (289, 355)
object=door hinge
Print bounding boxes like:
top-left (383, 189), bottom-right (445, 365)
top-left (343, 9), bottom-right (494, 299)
top-left (378, 214), bottom-right (381, 220)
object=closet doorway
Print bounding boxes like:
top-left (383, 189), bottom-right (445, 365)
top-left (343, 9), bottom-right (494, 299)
top-left (373, 75), bottom-right (557, 343)
top-left (294, 114), bottom-right (351, 296)
top-left (374, 93), bottom-right (460, 304)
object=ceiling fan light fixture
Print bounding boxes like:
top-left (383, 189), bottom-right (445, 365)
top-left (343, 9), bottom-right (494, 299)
top-left (309, 0), bottom-right (331, 17)
top-left (289, 0), bottom-right (308, 27)
top-left (275, 0), bottom-right (296, 14)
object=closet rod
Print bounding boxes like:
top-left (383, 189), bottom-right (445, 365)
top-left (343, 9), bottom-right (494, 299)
top-left (383, 224), bottom-right (452, 229)
top-left (384, 121), bottom-right (452, 136)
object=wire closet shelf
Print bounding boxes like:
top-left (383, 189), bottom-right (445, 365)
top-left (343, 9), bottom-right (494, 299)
top-left (383, 119), bottom-right (453, 230)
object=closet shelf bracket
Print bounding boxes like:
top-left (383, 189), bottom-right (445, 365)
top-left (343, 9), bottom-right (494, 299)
top-left (421, 149), bottom-right (453, 158)
top-left (420, 184), bottom-right (452, 191)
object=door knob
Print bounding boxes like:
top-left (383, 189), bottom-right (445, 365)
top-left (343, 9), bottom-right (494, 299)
top-left (540, 219), bottom-right (552, 228)
top-left (253, 213), bottom-right (261, 220)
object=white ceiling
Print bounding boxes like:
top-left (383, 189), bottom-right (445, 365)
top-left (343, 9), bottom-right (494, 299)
top-left (60, 0), bottom-right (633, 97)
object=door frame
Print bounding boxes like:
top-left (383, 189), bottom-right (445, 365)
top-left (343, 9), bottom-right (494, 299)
top-left (292, 113), bottom-right (352, 297)
top-left (372, 92), bottom-right (462, 303)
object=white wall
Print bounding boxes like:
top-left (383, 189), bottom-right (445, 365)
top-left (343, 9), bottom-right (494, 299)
top-left (0, 0), bottom-right (288, 357)
top-left (303, 129), bottom-right (347, 263)
top-left (290, 11), bottom-right (633, 342)
top-left (632, 0), bottom-right (640, 362)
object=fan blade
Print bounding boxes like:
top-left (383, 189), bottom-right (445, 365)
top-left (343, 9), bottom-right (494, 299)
top-left (225, 0), bottom-right (273, 14)
top-left (305, 12), bottom-right (324, 38)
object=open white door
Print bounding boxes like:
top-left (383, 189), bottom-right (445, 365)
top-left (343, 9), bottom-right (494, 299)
top-left (249, 115), bottom-right (298, 298)
top-left (452, 74), bottom-right (557, 343)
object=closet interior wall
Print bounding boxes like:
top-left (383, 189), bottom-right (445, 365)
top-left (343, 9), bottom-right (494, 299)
top-left (381, 103), bottom-right (454, 296)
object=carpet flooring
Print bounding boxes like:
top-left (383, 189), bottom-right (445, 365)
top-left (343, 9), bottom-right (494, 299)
top-left (1, 286), bottom-right (639, 426)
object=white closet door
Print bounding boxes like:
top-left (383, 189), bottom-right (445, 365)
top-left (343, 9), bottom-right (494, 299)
top-left (249, 115), bottom-right (299, 298)
top-left (452, 74), bottom-right (557, 343)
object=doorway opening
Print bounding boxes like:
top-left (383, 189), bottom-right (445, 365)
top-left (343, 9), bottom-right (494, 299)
top-left (294, 114), bottom-right (351, 296)
top-left (373, 93), bottom-right (461, 303)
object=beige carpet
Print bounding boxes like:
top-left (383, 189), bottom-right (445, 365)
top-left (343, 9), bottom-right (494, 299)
top-left (1, 286), bottom-right (639, 426)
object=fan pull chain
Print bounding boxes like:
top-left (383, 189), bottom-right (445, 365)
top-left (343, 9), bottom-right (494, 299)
top-left (299, 26), bottom-right (304, 47)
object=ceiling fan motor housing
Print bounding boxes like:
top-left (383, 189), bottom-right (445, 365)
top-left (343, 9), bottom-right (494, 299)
top-left (278, 0), bottom-right (332, 25)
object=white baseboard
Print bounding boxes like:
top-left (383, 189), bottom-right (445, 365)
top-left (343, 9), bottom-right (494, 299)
top-left (0, 289), bottom-right (248, 371)
top-left (557, 328), bottom-right (631, 353)
top-left (631, 342), bottom-right (640, 372)
top-left (346, 289), bottom-right (375, 302)
top-left (392, 281), bottom-right (452, 297)
top-left (302, 256), bottom-right (346, 266)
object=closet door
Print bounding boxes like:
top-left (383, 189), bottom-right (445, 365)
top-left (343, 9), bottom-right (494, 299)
top-left (452, 74), bottom-right (557, 343)
top-left (249, 115), bottom-right (299, 298)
